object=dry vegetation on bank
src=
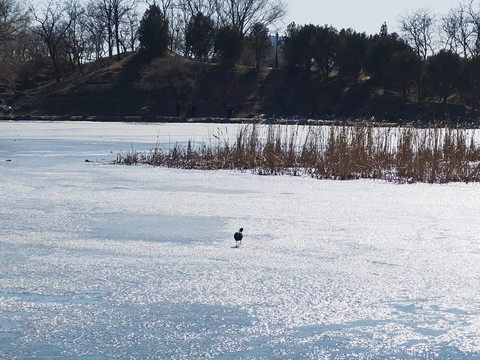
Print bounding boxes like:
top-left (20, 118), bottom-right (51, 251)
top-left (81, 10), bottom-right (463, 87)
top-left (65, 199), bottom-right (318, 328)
top-left (114, 123), bottom-right (480, 183)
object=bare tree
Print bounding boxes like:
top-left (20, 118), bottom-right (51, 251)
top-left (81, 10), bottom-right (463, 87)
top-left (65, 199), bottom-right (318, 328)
top-left (0, 0), bottom-right (29, 42)
top-left (171, 9), bottom-right (186, 53)
top-left (31, 0), bottom-right (72, 82)
top-left (400, 8), bottom-right (436, 60)
top-left (120, 6), bottom-right (139, 52)
top-left (112, 0), bottom-right (138, 59)
top-left (178, 0), bottom-right (216, 19)
top-left (64, 0), bottom-right (87, 74)
top-left (441, 0), bottom-right (480, 58)
top-left (442, 3), bottom-right (473, 57)
top-left (0, 0), bottom-right (30, 89)
top-left (0, 0), bottom-right (30, 61)
top-left (214, 0), bottom-right (286, 35)
top-left (85, 0), bottom-right (107, 60)
top-left (145, 0), bottom-right (173, 17)
top-left (465, 0), bottom-right (480, 57)
top-left (99, 0), bottom-right (114, 57)
top-left (89, 0), bottom-right (138, 59)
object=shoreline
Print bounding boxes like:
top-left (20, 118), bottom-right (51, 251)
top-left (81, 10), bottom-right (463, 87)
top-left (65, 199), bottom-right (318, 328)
top-left (0, 114), bottom-right (402, 127)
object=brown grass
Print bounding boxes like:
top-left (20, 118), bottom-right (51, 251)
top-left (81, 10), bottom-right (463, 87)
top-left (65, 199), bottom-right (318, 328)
top-left (113, 123), bottom-right (480, 183)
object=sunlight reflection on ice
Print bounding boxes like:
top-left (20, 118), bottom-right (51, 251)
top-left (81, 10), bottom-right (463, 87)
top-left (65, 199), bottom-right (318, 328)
top-left (1, 122), bottom-right (480, 359)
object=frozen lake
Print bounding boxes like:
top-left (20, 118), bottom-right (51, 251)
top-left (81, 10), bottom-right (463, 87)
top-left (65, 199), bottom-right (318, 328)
top-left (1, 121), bottom-right (480, 359)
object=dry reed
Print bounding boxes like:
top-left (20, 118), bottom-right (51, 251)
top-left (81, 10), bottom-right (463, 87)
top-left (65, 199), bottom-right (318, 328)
top-left (113, 123), bottom-right (480, 183)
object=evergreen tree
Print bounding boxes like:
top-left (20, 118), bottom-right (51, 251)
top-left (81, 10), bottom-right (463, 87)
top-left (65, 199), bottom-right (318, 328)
top-left (459, 57), bottom-right (480, 109)
top-left (283, 23), bottom-right (317, 74)
top-left (336, 29), bottom-right (368, 82)
top-left (247, 22), bottom-right (272, 68)
top-left (364, 32), bottom-right (410, 91)
top-left (283, 23), bottom-right (338, 76)
top-left (390, 48), bottom-right (422, 98)
top-left (426, 50), bottom-right (462, 103)
top-left (185, 12), bottom-right (215, 61)
top-left (138, 4), bottom-right (169, 58)
top-left (214, 26), bottom-right (243, 65)
top-left (312, 25), bottom-right (338, 78)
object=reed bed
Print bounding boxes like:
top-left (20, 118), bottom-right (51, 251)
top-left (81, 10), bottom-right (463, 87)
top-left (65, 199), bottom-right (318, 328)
top-left (114, 123), bottom-right (480, 183)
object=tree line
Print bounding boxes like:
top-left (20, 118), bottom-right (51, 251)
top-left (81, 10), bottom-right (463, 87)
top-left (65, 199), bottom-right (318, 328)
top-left (2, 0), bottom-right (480, 110)
top-left (0, 0), bottom-right (286, 89)
top-left (284, 2), bottom-right (480, 109)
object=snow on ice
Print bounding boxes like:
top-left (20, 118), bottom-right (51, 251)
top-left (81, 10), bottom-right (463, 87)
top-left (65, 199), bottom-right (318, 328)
top-left (1, 121), bottom-right (480, 359)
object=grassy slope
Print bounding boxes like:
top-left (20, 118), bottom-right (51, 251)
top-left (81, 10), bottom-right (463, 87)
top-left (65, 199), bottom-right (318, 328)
top-left (7, 51), bottom-right (480, 122)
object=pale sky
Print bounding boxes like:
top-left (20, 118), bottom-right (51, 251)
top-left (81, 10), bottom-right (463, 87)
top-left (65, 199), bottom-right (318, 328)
top-left (280, 0), bottom-right (458, 35)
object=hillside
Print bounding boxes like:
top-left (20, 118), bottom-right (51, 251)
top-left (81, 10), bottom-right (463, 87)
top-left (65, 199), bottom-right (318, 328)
top-left (3, 52), bottom-right (480, 123)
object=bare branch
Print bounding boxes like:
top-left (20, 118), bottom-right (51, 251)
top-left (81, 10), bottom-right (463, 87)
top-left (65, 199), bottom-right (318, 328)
top-left (400, 8), bottom-right (436, 60)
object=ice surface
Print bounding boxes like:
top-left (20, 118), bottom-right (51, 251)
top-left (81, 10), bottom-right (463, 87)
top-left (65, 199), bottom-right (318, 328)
top-left (1, 121), bottom-right (480, 359)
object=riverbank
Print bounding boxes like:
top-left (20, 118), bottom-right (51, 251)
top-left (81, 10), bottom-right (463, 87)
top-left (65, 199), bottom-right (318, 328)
top-left (0, 114), bottom-right (417, 128)
top-left (4, 52), bottom-right (480, 125)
